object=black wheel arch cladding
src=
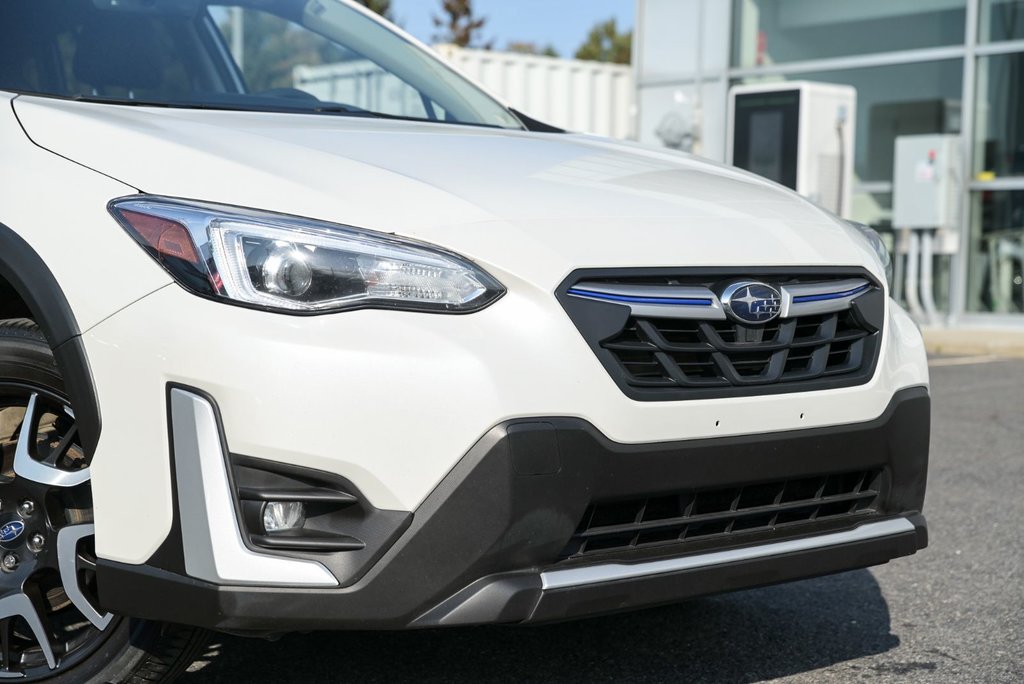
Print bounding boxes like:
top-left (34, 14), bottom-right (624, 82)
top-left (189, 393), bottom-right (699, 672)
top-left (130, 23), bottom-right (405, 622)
top-left (0, 221), bottom-right (101, 459)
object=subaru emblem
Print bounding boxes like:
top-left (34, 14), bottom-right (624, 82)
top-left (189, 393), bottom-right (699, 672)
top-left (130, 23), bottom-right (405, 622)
top-left (721, 281), bottom-right (782, 325)
top-left (0, 521), bottom-right (25, 544)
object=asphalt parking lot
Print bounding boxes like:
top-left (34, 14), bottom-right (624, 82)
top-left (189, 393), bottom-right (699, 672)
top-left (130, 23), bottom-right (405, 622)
top-left (183, 357), bottom-right (1024, 683)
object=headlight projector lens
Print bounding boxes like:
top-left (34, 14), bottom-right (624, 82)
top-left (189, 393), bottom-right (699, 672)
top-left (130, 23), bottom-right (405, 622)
top-left (262, 246), bottom-right (314, 297)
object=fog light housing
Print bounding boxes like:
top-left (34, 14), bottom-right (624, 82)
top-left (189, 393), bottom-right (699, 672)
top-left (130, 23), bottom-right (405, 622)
top-left (262, 501), bottom-right (307, 533)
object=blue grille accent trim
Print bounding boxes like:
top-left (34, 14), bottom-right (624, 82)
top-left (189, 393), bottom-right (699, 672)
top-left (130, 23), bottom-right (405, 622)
top-left (791, 284), bottom-right (871, 304)
top-left (567, 289), bottom-right (714, 307)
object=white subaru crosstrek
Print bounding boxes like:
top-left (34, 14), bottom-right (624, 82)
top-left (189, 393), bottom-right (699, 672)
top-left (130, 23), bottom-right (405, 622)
top-left (0, 1), bottom-right (930, 681)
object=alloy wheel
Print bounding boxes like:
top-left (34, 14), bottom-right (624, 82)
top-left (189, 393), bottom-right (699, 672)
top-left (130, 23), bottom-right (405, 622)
top-left (0, 383), bottom-right (115, 679)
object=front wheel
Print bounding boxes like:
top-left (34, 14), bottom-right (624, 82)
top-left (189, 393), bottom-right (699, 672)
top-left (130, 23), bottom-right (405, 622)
top-left (0, 319), bottom-right (208, 682)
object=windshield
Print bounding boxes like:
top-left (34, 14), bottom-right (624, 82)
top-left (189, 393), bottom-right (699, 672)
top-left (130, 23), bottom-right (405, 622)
top-left (0, 0), bottom-right (524, 129)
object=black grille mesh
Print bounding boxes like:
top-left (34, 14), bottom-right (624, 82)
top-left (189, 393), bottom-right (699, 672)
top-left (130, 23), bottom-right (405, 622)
top-left (607, 310), bottom-right (872, 389)
top-left (562, 469), bottom-right (883, 559)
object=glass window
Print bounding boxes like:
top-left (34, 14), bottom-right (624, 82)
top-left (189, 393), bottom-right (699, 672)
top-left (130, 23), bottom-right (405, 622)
top-left (967, 190), bottom-right (1024, 313)
top-left (974, 53), bottom-right (1024, 179)
top-left (0, 0), bottom-right (521, 129)
top-left (737, 60), bottom-right (963, 224)
top-left (0, 7), bottom-right (199, 100)
top-left (979, 0), bottom-right (1024, 42)
top-left (851, 191), bottom-right (894, 231)
top-left (210, 8), bottom-right (353, 94)
top-left (731, 0), bottom-right (966, 68)
top-left (210, 7), bottom-right (435, 120)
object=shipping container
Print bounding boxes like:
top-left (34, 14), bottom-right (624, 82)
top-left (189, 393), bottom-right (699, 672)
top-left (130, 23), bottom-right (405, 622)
top-left (295, 45), bottom-right (635, 140)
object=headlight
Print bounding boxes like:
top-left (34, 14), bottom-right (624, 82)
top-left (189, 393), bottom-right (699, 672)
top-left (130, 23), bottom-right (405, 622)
top-left (109, 197), bottom-right (505, 314)
top-left (848, 221), bottom-right (893, 292)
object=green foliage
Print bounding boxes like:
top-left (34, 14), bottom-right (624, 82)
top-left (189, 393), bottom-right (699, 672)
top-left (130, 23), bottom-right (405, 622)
top-left (506, 41), bottom-right (560, 58)
top-left (574, 18), bottom-right (632, 64)
top-left (352, 0), bottom-right (393, 21)
top-left (432, 0), bottom-right (490, 48)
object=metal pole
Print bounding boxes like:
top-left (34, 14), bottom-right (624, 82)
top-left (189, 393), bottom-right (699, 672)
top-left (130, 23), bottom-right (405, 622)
top-left (694, 0), bottom-right (704, 156)
top-left (230, 7), bottom-right (245, 72)
top-left (950, 0), bottom-right (980, 324)
top-left (920, 230), bottom-right (939, 326)
top-left (905, 231), bottom-right (924, 322)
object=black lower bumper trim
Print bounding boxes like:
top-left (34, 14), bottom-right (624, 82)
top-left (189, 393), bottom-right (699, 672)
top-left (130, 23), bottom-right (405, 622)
top-left (528, 514), bottom-right (924, 624)
top-left (97, 387), bottom-right (930, 632)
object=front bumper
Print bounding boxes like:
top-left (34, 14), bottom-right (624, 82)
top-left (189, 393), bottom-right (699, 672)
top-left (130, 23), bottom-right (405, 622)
top-left (96, 386), bottom-right (929, 631)
top-left (84, 280), bottom-right (928, 567)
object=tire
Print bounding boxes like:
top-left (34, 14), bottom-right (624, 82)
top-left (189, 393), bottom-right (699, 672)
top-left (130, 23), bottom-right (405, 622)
top-left (0, 318), bottom-right (210, 683)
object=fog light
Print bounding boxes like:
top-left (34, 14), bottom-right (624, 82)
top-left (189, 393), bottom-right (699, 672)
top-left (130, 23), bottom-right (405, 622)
top-left (263, 501), bottom-right (306, 533)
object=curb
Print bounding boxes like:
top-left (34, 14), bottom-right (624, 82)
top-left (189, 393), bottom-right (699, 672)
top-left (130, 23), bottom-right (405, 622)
top-left (923, 329), bottom-right (1024, 359)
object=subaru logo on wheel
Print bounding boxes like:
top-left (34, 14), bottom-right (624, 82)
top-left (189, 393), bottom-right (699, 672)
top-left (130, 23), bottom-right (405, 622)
top-left (0, 521), bottom-right (25, 544)
top-left (721, 281), bottom-right (782, 324)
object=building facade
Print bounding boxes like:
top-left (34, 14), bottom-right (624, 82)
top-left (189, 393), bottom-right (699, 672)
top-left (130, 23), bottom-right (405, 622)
top-left (635, 0), bottom-right (1024, 325)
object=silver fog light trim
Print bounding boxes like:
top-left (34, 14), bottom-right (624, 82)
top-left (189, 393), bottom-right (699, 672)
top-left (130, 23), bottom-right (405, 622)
top-left (169, 388), bottom-right (337, 587)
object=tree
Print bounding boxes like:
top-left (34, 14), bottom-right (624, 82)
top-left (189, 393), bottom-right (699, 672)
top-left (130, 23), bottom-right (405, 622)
top-left (506, 41), bottom-right (559, 58)
top-left (352, 0), bottom-right (393, 21)
top-left (574, 18), bottom-right (632, 64)
top-left (432, 0), bottom-right (490, 48)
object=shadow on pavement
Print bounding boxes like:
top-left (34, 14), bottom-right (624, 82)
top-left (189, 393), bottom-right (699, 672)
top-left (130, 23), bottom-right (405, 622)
top-left (182, 569), bottom-right (898, 683)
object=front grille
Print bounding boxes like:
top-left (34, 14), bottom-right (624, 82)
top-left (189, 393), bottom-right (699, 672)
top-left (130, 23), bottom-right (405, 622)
top-left (558, 268), bottom-right (884, 401)
top-left (608, 310), bottom-right (870, 387)
top-left (562, 469), bottom-right (884, 559)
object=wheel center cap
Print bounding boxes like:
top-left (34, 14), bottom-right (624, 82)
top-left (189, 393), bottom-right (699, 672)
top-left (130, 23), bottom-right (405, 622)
top-left (0, 519), bottom-right (26, 547)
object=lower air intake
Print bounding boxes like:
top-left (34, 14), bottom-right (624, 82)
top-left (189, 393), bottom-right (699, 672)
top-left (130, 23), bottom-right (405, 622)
top-left (562, 469), bottom-right (884, 559)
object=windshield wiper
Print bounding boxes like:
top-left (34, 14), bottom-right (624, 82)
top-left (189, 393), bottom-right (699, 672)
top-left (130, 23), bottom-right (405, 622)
top-left (312, 105), bottom-right (507, 129)
top-left (63, 94), bottom-right (509, 129)
top-left (69, 95), bottom-right (384, 118)
top-left (68, 94), bottom-right (261, 112)
top-left (311, 105), bottom-right (423, 121)
top-left (311, 104), bottom-right (373, 115)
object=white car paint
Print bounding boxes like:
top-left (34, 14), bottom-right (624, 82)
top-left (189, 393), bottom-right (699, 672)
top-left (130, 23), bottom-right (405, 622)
top-left (1, 94), bottom-right (925, 567)
top-left (13, 96), bottom-right (885, 280)
top-left (0, 94), bottom-right (172, 333)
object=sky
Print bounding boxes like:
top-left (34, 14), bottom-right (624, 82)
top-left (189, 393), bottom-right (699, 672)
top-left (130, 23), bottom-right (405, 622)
top-left (389, 0), bottom-right (635, 58)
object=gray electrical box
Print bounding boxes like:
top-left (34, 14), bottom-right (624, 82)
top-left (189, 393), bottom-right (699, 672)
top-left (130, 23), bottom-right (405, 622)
top-left (893, 134), bottom-right (961, 231)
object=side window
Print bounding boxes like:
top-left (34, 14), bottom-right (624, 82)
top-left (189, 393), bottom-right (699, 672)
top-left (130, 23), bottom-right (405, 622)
top-left (210, 6), bottom-right (434, 119)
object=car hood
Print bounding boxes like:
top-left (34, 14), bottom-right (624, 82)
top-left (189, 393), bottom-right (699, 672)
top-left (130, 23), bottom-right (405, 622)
top-left (13, 96), bottom-right (880, 287)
